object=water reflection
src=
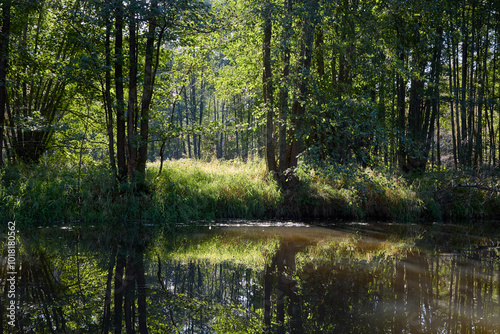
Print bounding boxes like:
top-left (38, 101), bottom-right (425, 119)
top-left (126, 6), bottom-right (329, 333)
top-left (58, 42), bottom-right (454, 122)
top-left (1, 223), bottom-right (500, 333)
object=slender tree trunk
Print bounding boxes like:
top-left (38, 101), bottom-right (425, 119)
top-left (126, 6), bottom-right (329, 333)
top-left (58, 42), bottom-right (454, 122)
top-left (452, 36), bottom-right (462, 166)
top-left (492, 25), bottom-right (498, 166)
top-left (468, 0), bottom-right (477, 167)
top-left (278, 0), bottom-right (292, 174)
top-left (396, 16), bottom-right (406, 169)
top-left (460, 1), bottom-right (469, 166)
top-left (115, 0), bottom-right (127, 180)
top-left (214, 97), bottom-right (219, 159)
top-left (314, 25), bottom-right (325, 79)
top-left (184, 88), bottom-right (191, 158)
top-left (245, 107), bottom-right (251, 161)
top-left (448, 34), bottom-right (458, 168)
top-left (331, 55), bottom-right (337, 95)
top-left (262, 2), bottom-right (276, 174)
top-left (235, 96), bottom-right (239, 158)
top-left (220, 101), bottom-right (225, 159)
top-left (475, 1), bottom-right (492, 167)
top-left (104, 9), bottom-right (117, 178)
top-left (137, 0), bottom-right (158, 176)
top-left (128, 2), bottom-right (138, 178)
top-left (428, 27), bottom-right (444, 168)
top-left (0, 0), bottom-right (11, 166)
top-left (198, 80), bottom-right (204, 159)
top-left (190, 74), bottom-right (198, 159)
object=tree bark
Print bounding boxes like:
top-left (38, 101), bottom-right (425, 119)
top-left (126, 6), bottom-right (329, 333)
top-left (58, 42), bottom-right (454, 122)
top-left (262, 2), bottom-right (276, 175)
top-left (190, 74), bottom-right (198, 159)
top-left (137, 0), bottom-right (158, 177)
top-left (278, 0), bottom-right (292, 175)
top-left (460, 2), bottom-right (469, 166)
top-left (115, 0), bottom-right (127, 180)
top-left (475, 1), bottom-right (492, 167)
top-left (104, 6), bottom-right (117, 178)
top-left (395, 15), bottom-right (406, 169)
top-left (287, 0), bottom-right (317, 170)
top-left (0, 0), bottom-right (11, 165)
top-left (447, 34), bottom-right (458, 168)
top-left (128, 1), bottom-right (138, 178)
top-left (198, 80), bottom-right (204, 159)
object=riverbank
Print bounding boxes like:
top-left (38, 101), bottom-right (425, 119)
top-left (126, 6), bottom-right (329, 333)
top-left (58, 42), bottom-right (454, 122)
top-left (1, 158), bottom-right (499, 227)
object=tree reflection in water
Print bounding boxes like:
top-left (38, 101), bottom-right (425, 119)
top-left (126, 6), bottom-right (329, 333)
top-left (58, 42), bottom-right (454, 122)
top-left (1, 223), bottom-right (500, 333)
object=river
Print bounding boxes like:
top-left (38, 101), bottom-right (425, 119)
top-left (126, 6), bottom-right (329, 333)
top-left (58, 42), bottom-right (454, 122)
top-left (1, 221), bottom-right (500, 333)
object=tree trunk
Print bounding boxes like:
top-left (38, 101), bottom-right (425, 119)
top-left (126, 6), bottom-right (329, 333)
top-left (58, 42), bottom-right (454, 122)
top-left (198, 80), bottom-right (204, 159)
top-left (190, 74), bottom-right (198, 159)
top-left (452, 35), bottom-right (462, 166)
top-left (287, 0), bottom-right (318, 170)
top-left (468, 0), bottom-right (477, 167)
top-left (262, 2), bottom-right (276, 174)
top-left (395, 15), bottom-right (406, 169)
top-left (220, 101), bottom-right (225, 159)
top-left (184, 88), bottom-right (191, 158)
top-left (492, 24), bottom-right (498, 166)
top-left (0, 0), bottom-right (11, 166)
top-left (137, 0), bottom-right (158, 176)
top-left (460, 1), bottom-right (470, 166)
top-left (448, 34), bottom-right (458, 168)
top-left (128, 1), bottom-right (138, 178)
top-left (278, 0), bottom-right (292, 174)
top-left (475, 1), bottom-right (492, 167)
top-left (314, 26), bottom-right (325, 78)
top-left (115, 0), bottom-right (127, 180)
top-left (104, 7), bottom-right (117, 178)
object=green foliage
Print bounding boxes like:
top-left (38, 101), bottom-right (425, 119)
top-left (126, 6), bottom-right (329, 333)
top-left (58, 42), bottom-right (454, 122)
top-left (413, 168), bottom-right (500, 221)
top-left (304, 97), bottom-right (387, 167)
top-left (296, 162), bottom-right (424, 222)
top-left (2, 158), bottom-right (500, 228)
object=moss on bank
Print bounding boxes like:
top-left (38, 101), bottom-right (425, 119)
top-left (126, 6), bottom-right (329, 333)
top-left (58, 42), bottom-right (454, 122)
top-left (1, 158), bottom-right (499, 228)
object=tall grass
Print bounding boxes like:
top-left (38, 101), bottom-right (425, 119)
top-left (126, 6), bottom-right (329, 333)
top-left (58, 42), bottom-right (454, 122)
top-left (295, 164), bottom-right (424, 222)
top-left (0, 159), bottom-right (122, 226)
top-left (149, 159), bottom-right (282, 222)
top-left (2, 157), bottom-right (498, 228)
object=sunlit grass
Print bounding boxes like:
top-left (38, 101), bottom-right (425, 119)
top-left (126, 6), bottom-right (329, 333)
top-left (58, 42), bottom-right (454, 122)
top-left (148, 159), bottom-right (282, 221)
top-left (2, 156), bottom-right (500, 227)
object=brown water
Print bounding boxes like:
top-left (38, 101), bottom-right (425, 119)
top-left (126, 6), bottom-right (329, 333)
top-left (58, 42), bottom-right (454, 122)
top-left (2, 221), bottom-right (500, 333)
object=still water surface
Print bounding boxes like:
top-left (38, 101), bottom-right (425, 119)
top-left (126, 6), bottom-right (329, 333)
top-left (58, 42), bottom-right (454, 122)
top-left (2, 221), bottom-right (500, 333)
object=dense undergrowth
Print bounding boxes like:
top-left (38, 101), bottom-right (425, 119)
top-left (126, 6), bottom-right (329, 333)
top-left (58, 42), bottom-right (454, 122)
top-left (1, 158), bottom-right (499, 228)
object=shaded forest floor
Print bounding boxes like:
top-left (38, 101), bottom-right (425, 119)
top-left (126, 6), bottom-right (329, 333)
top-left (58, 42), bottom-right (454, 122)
top-left (1, 158), bottom-right (499, 228)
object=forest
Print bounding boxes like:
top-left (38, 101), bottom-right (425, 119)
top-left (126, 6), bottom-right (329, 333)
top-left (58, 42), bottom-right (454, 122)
top-left (1, 0), bottom-right (500, 224)
top-left (3, 1), bottom-right (500, 333)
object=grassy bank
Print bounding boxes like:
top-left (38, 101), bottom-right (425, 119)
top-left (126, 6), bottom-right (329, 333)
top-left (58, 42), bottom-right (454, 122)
top-left (1, 158), bottom-right (499, 228)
